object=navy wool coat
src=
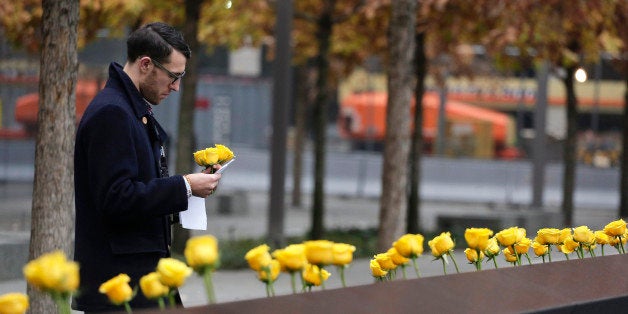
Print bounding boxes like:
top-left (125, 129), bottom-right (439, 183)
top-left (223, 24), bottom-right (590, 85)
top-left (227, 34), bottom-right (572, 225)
top-left (73, 62), bottom-right (188, 311)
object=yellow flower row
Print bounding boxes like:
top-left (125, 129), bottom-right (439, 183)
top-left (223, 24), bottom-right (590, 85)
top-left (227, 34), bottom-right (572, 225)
top-left (370, 234), bottom-right (425, 279)
top-left (3, 219), bottom-right (626, 313)
top-left (245, 240), bottom-right (356, 293)
top-left (7, 235), bottom-right (219, 314)
top-left (370, 218), bottom-right (628, 279)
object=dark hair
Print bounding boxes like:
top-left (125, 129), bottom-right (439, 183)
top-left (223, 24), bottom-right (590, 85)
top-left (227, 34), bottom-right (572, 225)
top-left (126, 22), bottom-right (191, 63)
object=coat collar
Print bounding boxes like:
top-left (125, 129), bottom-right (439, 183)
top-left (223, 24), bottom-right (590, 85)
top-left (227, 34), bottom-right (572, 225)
top-left (107, 62), bottom-right (150, 121)
top-left (106, 62), bottom-right (169, 145)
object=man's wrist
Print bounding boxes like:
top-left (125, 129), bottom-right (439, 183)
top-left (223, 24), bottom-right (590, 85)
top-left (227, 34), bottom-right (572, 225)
top-left (183, 175), bottom-right (192, 198)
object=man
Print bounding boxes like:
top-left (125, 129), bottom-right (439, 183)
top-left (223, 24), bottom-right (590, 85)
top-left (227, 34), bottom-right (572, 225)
top-left (73, 22), bottom-right (220, 312)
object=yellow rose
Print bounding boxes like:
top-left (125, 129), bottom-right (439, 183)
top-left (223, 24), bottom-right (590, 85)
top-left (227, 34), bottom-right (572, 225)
top-left (99, 274), bottom-right (133, 305)
top-left (184, 235), bottom-right (219, 272)
top-left (193, 148), bottom-right (219, 167)
top-left (0, 293), bottom-right (29, 314)
top-left (22, 250), bottom-right (79, 294)
top-left (484, 237), bottom-right (500, 257)
top-left (536, 228), bottom-right (561, 245)
top-left (302, 264), bottom-right (330, 286)
top-left (332, 243), bottom-right (356, 266)
top-left (257, 259), bottom-right (281, 283)
top-left (392, 234), bottom-right (424, 258)
top-left (503, 247), bottom-right (518, 263)
top-left (245, 244), bottom-right (272, 271)
top-left (604, 219), bottom-right (627, 237)
top-left (572, 226), bottom-right (595, 245)
top-left (373, 253), bottom-right (396, 270)
top-left (214, 144), bottom-right (235, 163)
top-left (609, 229), bottom-right (628, 246)
top-left (560, 236), bottom-right (579, 253)
top-left (139, 272), bottom-right (169, 300)
top-left (514, 237), bottom-right (531, 255)
top-left (531, 241), bottom-right (548, 257)
top-left (495, 227), bottom-right (525, 247)
top-left (558, 228), bottom-right (572, 244)
top-left (156, 258), bottom-right (193, 288)
top-left (464, 228), bottom-right (493, 251)
top-left (464, 248), bottom-right (484, 263)
top-left (272, 244), bottom-right (307, 272)
top-left (428, 232), bottom-right (454, 257)
top-left (304, 240), bottom-right (334, 266)
top-left (369, 259), bottom-right (387, 278)
top-left (594, 230), bottom-right (610, 245)
top-left (386, 247), bottom-right (410, 266)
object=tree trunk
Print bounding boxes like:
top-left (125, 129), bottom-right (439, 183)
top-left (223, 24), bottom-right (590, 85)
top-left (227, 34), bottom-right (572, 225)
top-left (28, 0), bottom-right (78, 312)
top-left (620, 76), bottom-right (628, 218)
top-left (291, 65), bottom-right (307, 208)
top-left (561, 66), bottom-right (577, 227)
top-left (406, 31), bottom-right (426, 234)
top-left (377, 0), bottom-right (416, 251)
top-left (172, 0), bottom-right (202, 254)
top-left (310, 0), bottom-right (334, 240)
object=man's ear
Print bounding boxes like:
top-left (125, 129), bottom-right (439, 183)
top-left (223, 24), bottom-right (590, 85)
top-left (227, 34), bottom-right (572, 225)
top-left (139, 56), bottom-right (152, 73)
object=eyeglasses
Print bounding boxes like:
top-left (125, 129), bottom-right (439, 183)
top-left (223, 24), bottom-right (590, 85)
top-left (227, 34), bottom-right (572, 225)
top-left (151, 59), bottom-right (185, 84)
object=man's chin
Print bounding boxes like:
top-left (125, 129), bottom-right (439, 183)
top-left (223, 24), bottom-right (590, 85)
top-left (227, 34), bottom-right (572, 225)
top-left (147, 98), bottom-right (161, 106)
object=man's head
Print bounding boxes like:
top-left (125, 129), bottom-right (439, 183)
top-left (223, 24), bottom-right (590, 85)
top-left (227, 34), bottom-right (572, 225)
top-left (125, 22), bottom-right (191, 105)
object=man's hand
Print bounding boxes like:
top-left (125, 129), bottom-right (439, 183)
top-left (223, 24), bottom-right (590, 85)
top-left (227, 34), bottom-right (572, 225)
top-left (186, 171), bottom-right (221, 198)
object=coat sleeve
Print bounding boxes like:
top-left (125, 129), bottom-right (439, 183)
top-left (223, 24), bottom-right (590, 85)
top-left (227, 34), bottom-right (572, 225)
top-left (80, 104), bottom-right (188, 223)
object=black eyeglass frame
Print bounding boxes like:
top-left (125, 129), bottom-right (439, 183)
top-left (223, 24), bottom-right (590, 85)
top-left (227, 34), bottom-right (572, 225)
top-left (151, 59), bottom-right (185, 84)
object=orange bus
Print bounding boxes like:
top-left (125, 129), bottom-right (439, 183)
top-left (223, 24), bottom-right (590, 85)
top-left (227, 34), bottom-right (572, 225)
top-left (337, 91), bottom-right (519, 158)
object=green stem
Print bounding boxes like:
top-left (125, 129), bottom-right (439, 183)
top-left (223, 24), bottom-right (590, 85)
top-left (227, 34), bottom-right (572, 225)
top-left (338, 265), bottom-right (347, 287)
top-left (601, 244), bottom-right (605, 256)
top-left (290, 271), bottom-right (297, 294)
top-left (411, 256), bottom-right (421, 278)
top-left (449, 252), bottom-right (460, 274)
top-left (524, 253), bottom-right (532, 265)
top-left (263, 267), bottom-right (275, 297)
top-left (168, 290), bottom-right (176, 308)
top-left (492, 257), bottom-right (499, 269)
top-left (158, 298), bottom-right (165, 310)
top-left (319, 266), bottom-right (326, 290)
top-left (124, 301), bottom-right (133, 314)
top-left (564, 253), bottom-right (570, 260)
top-left (401, 264), bottom-right (407, 279)
top-left (547, 245), bottom-right (553, 262)
top-left (53, 293), bottom-right (71, 314)
top-left (619, 236), bottom-right (626, 254)
top-left (541, 255), bottom-right (545, 263)
top-left (203, 268), bottom-right (216, 304)
top-left (440, 256), bottom-right (447, 275)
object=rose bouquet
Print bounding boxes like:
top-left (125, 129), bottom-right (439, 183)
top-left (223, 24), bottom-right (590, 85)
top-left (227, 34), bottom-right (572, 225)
top-left (193, 144), bottom-right (235, 173)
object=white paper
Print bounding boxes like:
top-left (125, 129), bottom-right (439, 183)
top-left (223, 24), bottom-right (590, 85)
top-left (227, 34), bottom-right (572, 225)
top-left (215, 158), bottom-right (235, 174)
top-left (180, 196), bottom-right (207, 230)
